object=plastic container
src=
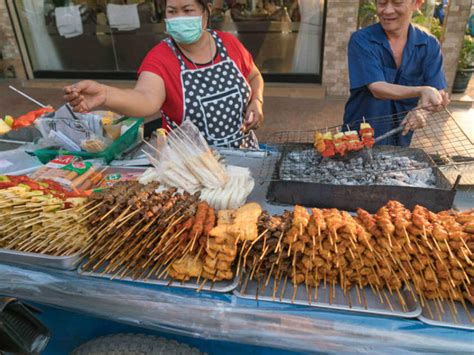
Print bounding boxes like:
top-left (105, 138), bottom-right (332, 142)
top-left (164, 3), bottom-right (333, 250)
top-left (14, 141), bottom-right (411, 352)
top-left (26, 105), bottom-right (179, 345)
top-left (33, 118), bottom-right (144, 164)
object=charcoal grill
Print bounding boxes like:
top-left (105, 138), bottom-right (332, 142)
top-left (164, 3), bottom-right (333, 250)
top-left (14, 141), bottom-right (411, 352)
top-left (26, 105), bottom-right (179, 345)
top-left (262, 107), bottom-right (472, 212)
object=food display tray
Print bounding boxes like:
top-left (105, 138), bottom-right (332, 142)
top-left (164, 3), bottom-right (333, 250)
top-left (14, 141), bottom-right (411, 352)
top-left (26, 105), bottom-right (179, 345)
top-left (0, 167), bottom-right (146, 270)
top-left (234, 276), bottom-right (421, 318)
top-left (0, 249), bottom-right (82, 271)
top-left (78, 261), bottom-right (239, 293)
top-left (418, 299), bottom-right (474, 330)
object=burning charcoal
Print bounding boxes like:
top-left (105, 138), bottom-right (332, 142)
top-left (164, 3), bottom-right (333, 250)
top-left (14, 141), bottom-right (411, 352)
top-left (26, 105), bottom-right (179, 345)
top-left (279, 149), bottom-right (437, 188)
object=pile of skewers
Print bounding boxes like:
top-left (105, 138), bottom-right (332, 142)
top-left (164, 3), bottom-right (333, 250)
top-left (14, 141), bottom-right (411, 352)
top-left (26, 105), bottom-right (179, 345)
top-left (3, 172), bottom-right (472, 321)
top-left (82, 181), bottom-right (231, 288)
top-left (79, 180), bottom-right (472, 317)
top-left (314, 122), bottom-right (375, 158)
top-left (80, 180), bottom-right (473, 317)
top-left (140, 122), bottom-right (255, 210)
top-left (239, 202), bottom-right (474, 320)
top-left (0, 175), bottom-right (92, 256)
top-left (81, 181), bottom-right (263, 289)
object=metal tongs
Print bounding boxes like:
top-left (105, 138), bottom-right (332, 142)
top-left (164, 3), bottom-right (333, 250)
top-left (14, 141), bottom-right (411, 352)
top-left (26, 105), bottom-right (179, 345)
top-left (373, 125), bottom-right (405, 145)
top-left (360, 125), bottom-right (405, 165)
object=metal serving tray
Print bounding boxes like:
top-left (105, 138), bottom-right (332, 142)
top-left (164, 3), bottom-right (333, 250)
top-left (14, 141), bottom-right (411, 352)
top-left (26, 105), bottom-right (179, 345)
top-left (78, 261), bottom-right (239, 293)
top-left (0, 249), bottom-right (82, 271)
top-left (418, 299), bottom-right (474, 331)
top-left (235, 276), bottom-right (421, 318)
top-left (266, 145), bottom-right (456, 213)
top-left (0, 167), bottom-right (145, 270)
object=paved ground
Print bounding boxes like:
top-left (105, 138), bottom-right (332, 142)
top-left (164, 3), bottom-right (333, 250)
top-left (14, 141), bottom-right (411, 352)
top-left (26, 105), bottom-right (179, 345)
top-left (0, 78), bottom-right (471, 144)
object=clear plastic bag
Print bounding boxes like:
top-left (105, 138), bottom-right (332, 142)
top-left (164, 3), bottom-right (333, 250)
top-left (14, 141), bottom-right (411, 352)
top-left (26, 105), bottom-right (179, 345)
top-left (80, 136), bottom-right (113, 153)
top-left (200, 166), bottom-right (255, 210)
top-left (143, 121), bottom-right (228, 194)
top-left (165, 121), bottom-right (229, 189)
top-left (0, 263), bottom-right (472, 354)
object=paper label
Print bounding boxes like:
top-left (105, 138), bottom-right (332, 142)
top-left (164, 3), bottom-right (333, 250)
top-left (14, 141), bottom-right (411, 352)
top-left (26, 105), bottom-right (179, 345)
top-left (46, 155), bottom-right (77, 168)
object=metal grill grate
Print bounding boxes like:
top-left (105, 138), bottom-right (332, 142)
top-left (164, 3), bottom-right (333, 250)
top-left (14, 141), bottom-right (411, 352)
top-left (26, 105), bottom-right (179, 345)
top-left (260, 107), bottom-right (474, 186)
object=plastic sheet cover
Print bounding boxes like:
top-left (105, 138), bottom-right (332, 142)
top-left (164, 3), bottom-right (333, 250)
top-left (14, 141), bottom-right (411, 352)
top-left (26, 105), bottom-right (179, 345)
top-left (0, 264), bottom-right (473, 353)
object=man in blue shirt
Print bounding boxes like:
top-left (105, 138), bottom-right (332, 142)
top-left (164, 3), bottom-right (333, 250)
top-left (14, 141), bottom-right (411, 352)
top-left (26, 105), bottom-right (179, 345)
top-left (343, 0), bottom-right (449, 146)
top-left (434, 0), bottom-right (448, 25)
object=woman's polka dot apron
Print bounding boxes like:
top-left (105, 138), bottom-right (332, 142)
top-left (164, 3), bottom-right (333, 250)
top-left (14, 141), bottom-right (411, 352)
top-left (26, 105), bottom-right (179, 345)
top-left (162, 30), bottom-right (259, 149)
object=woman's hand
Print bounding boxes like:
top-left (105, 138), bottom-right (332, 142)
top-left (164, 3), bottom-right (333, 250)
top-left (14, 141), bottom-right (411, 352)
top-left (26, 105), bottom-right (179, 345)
top-left (243, 98), bottom-right (264, 132)
top-left (63, 80), bottom-right (107, 113)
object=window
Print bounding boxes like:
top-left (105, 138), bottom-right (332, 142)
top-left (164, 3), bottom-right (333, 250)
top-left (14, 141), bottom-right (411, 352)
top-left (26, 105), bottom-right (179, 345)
top-left (11, 0), bottom-right (326, 82)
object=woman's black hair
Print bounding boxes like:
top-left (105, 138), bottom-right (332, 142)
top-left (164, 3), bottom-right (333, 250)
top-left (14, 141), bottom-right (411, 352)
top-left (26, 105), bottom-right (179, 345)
top-left (162, 0), bottom-right (212, 27)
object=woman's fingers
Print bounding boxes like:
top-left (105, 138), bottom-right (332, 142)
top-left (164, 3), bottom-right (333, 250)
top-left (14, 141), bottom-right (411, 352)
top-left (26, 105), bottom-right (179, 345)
top-left (242, 111), bottom-right (254, 132)
top-left (64, 85), bottom-right (74, 94)
top-left (63, 92), bottom-right (79, 103)
top-left (249, 113), bottom-right (262, 130)
top-left (69, 95), bottom-right (85, 108)
top-left (245, 112), bottom-right (264, 131)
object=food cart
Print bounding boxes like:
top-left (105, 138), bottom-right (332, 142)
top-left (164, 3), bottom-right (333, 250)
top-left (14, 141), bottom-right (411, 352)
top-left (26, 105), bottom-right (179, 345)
top-left (0, 104), bottom-right (473, 354)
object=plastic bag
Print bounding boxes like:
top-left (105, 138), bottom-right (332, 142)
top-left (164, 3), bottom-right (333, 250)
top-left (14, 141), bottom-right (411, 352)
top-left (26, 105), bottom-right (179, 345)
top-left (0, 263), bottom-right (472, 354)
top-left (80, 136), bottom-right (113, 153)
top-left (161, 121), bottom-right (229, 189)
top-left (29, 156), bottom-right (105, 193)
top-left (143, 121), bottom-right (228, 194)
top-left (200, 166), bottom-right (255, 210)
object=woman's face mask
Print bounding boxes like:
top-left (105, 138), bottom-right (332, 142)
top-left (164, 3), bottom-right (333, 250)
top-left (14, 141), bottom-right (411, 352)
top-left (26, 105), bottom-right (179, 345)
top-left (165, 16), bottom-right (203, 45)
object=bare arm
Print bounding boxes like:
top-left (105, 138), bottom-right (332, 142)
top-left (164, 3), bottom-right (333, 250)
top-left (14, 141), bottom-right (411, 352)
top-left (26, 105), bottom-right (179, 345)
top-left (103, 72), bottom-right (166, 117)
top-left (244, 64), bottom-right (265, 131)
top-left (64, 71), bottom-right (166, 117)
top-left (368, 82), bottom-right (424, 100)
top-left (367, 82), bottom-right (449, 111)
top-left (248, 64), bottom-right (264, 103)
top-left (368, 82), bottom-right (450, 135)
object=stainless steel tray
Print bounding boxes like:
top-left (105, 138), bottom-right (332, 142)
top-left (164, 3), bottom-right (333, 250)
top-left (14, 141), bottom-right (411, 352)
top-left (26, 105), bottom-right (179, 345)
top-left (234, 276), bottom-right (421, 318)
top-left (0, 167), bottom-right (144, 271)
top-left (78, 261), bottom-right (239, 293)
top-left (418, 299), bottom-right (474, 330)
top-left (0, 249), bottom-right (82, 271)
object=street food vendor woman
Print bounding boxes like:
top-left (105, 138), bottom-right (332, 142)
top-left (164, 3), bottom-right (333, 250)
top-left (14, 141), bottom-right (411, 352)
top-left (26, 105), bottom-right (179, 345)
top-left (64, 0), bottom-right (264, 149)
top-left (343, 0), bottom-right (450, 146)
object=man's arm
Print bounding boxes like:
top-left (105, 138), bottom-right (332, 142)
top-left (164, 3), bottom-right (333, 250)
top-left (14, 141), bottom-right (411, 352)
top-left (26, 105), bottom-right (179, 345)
top-left (367, 82), bottom-right (448, 111)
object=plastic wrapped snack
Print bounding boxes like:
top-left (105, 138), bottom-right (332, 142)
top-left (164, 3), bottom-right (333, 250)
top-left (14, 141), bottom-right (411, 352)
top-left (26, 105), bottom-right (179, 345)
top-left (200, 166), bottom-right (255, 210)
top-left (143, 121), bottom-right (228, 194)
top-left (30, 156), bottom-right (105, 194)
top-left (80, 136), bottom-right (113, 153)
top-left (164, 121), bottom-right (229, 189)
top-left (142, 122), bottom-right (257, 209)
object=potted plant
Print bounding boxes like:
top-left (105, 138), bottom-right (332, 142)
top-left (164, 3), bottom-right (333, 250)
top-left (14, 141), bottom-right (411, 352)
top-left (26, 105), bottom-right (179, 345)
top-left (358, 1), bottom-right (377, 29)
top-left (453, 35), bottom-right (474, 93)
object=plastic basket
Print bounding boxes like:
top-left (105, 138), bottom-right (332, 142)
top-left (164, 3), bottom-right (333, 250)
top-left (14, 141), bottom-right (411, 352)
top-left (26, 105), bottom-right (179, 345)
top-left (33, 118), bottom-right (144, 164)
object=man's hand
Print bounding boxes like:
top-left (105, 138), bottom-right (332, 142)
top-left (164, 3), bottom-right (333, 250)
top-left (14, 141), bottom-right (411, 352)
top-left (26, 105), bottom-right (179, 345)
top-left (243, 99), bottom-right (264, 132)
top-left (401, 108), bottom-right (428, 135)
top-left (63, 80), bottom-right (107, 113)
top-left (419, 86), bottom-right (448, 112)
top-left (440, 90), bottom-right (450, 107)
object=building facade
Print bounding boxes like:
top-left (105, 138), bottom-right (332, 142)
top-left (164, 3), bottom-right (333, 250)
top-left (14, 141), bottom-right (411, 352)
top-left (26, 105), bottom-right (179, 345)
top-left (0, 0), bottom-right (472, 96)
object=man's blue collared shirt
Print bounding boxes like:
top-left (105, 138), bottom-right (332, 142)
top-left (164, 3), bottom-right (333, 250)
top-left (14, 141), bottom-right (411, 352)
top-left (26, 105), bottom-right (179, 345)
top-left (343, 23), bottom-right (447, 146)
